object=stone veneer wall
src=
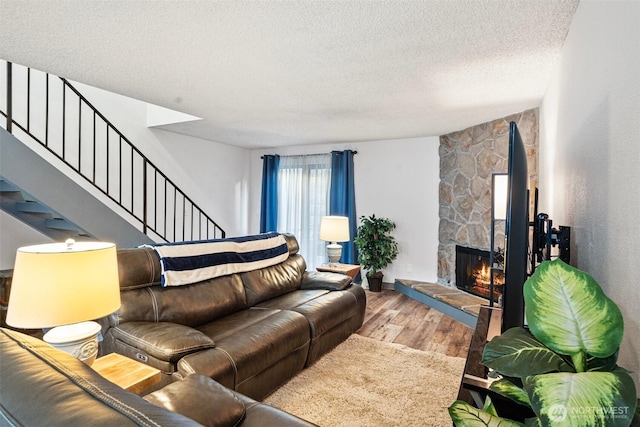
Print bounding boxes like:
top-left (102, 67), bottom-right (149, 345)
top-left (438, 109), bottom-right (538, 287)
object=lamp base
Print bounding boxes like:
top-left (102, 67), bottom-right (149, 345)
top-left (43, 321), bottom-right (102, 365)
top-left (326, 242), bottom-right (343, 265)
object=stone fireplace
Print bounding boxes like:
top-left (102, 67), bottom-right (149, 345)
top-left (437, 109), bottom-right (538, 291)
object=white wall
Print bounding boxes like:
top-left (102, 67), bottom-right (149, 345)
top-left (249, 137), bottom-right (441, 283)
top-left (0, 212), bottom-right (53, 270)
top-left (539, 0), bottom-right (640, 390)
top-left (150, 129), bottom-right (251, 237)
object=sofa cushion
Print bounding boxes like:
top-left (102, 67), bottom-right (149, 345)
top-left (301, 271), bottom-right (353, 291)
top-left (257, 290), bottom-right (357, 339)
top-left (145, 374), bottom-right (246, 427)
top-left (258, 284), bottom-right (367, 366)
top-left (256, 289), bottom-right (330, 309)
top-left (108, 322), bottom-right (216, 363)
top-left (179, 308), bottom-right (310, 399)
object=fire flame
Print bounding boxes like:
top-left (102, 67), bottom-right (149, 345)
top-left (472, 263), bottom-right (504, 287)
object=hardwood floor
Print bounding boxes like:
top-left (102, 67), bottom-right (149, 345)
top-left (356, 289), bottom-right (473, 358)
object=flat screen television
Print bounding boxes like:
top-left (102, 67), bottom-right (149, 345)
top-left (501, 122), bottom-right (529, 332)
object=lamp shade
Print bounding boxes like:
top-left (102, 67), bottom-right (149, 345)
top-left (319, 216), bottom-right (350, 242)
top-left (6, 241), bottom-right (121, 329)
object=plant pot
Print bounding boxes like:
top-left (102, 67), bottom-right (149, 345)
top-left (367, 272), bottom-right (384, 292)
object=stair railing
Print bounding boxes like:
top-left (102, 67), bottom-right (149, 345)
top-left (0, 61), bottom-right (225, 242)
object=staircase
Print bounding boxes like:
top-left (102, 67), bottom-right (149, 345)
top-left (1, 126), bottom-right (153, 247)
top-left (0, 178), bottom-right (91, 241)
top-left (0, 60), bottom-right (225, 246)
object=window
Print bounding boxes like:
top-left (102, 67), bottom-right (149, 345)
top-left (277, 154), bottom-right (331, 270)
top-left (260, 150), bottom-right (356, 269)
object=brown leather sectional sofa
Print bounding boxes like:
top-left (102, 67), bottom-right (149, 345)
top-left (102, 234), bottom-right (367, 400)
top-left (1, 327), bottom-right (316, 426)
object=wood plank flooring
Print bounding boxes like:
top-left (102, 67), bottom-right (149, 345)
top-left (356, 289), bottom-right (473, 358)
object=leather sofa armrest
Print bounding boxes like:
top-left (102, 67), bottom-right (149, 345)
top-left (234, 394), bottom-right (319, 427)
top-left (145, 375), bottom-right (246, 427)
top-left (109, 322), bottom-right (215, 362)
top-left (300, 271), bottom-right (352, 291)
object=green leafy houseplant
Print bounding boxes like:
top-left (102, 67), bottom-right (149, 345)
top-left (353, 214), bottom-right (398, 292)
top-left (449, 259), bottom-right (637, 426)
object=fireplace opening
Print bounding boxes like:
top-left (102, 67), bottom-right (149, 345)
top-left (455, 245), bottom-right (504, 303)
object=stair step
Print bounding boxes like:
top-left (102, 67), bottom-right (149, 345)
top-left (0, 180), bottom-right (20, 193)
top-left (1, 175), bottom-right (93, 239)
top-left (45, 218), bottom-right (82, 232)
top-left (15, 201), bottom-right (52, 214)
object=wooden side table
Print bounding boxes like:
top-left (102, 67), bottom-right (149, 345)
top-left (92, 352), bottom-right (161, 395)
top-left (316, 263), bottom-right (361, 279)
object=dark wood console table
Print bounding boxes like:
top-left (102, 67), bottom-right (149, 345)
top-left (457, 305), bottom-right (502, 405)
top-left (457, 306), bottom-right (534, 421)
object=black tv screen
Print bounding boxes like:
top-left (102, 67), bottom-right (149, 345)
top-left (502, 122), bottom-right (529, 331)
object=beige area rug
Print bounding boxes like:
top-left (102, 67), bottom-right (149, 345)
top-left (264, 334), bottom-right (466, 427)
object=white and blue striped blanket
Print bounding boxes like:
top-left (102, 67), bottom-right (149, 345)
top-left (143, 233), bottom-right (289, 287)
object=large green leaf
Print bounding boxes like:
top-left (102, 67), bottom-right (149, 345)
top-left (489, 378), bottom-right (531, 408)
top-left (482, 395), bottom-right (499, 416)
top-left (523, 371), bottom-right (637, 427)
top-left (448, 400), bottom-right (525, 427)
top-left (586, 351), bottom-right (619, 372)
top-left (482, 327), bottom-right (573, 377)
top-left (523, 418), bottom-right (542, 427)
top-left (523, 260), bottom-right (623, 364)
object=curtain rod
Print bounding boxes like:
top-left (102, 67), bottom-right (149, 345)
top-left (261, 150), bottom-right (357, 159)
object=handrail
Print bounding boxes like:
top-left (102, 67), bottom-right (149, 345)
top-left (1, 61), bottom-right (225, 242)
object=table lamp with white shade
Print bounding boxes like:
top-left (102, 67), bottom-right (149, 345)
top-left (6, 239), bottom-right (121, 365)
top-left (319, 216), bottom-right (350, 265)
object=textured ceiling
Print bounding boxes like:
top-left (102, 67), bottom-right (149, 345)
top-left (0, 1), bottom-right (579, 149)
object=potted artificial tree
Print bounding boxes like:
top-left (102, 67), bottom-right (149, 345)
top-left (449, 259), bottom-right (637, 426)
top-left (353, 214), bottom-right (398, 292)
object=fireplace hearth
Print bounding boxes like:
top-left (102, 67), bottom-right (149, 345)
top-left (455, 245), bottom-right (504, 303)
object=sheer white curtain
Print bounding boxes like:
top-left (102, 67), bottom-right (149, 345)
top-left (277, 154), bottom-right (331, 270)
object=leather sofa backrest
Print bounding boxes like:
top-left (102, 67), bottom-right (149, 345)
top-left (110, 234), bottom-right (306, 327)
top-left (238, 233), bottom-right (307, 305)
top-left (241, 254), bottom-right (307, 306)
top-left (112, 273), bottom-right (249, 327)
top-left (117, 246), bottom-right (162, 290)
top-left (0, 328), bottom-right (202, 426)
